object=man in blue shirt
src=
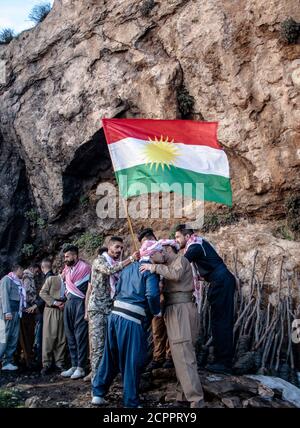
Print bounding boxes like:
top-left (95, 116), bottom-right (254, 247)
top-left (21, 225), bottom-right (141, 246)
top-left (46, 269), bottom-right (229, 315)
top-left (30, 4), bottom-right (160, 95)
top-left (91, 240), bottom-right (161, 408)
top-left (138, 228), bottom-right (173, 370)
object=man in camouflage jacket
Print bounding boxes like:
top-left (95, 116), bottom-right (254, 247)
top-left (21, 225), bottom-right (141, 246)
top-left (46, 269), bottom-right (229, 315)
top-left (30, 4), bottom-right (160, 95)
top-left (85, 236), bottom-right (139, 379)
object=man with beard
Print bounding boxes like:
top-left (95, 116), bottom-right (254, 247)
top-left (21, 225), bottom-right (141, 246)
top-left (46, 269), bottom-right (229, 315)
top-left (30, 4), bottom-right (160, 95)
top-left (175, 224), bottom-right (236, 374)
top-left (61, 245), bottom-right (91, 380)
top-left (84, 237), bottom-right (140, 381)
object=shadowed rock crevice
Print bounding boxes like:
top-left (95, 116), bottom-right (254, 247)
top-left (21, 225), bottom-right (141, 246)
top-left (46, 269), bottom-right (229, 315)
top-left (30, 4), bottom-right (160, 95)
top-left (59, 128), bottom-right (112, 221)
top-left (0, 131), bottom-right (32, 276)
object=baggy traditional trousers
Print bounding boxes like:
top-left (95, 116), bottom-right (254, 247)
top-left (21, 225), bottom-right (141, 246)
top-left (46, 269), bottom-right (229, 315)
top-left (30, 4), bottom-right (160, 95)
top-left (0, 312), bottom-right (20, 366)
top-left (151, 316), bottom-right (172, 362)
top-left (64, 296), bottom-right (88, 369)
top-left (92, 313), bottom-right (147, 408)
top-left (207, 265), bottom-right (236, 366)
top-left (42, 307), bottom-right (66, 368)
top-left (164, 302), bottom-right (204, 406)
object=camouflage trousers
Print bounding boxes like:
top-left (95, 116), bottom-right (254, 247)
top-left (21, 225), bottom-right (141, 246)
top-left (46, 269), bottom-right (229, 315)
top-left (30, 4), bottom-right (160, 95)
top-left (88, 311), bottom-right (108, 378)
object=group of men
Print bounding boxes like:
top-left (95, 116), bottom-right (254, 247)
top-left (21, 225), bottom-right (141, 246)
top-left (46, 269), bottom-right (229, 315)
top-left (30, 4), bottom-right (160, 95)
top-left (0, 224), bottom-right (236, 408)
top-left (0, 259), bottom-right (55, 372)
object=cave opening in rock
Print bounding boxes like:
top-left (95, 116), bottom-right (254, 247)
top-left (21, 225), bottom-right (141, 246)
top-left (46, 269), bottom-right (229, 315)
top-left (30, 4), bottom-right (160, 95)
top-left (0, 132), bottom-right (32, 276)
top-left (60, 128), bottom-right (113, 220)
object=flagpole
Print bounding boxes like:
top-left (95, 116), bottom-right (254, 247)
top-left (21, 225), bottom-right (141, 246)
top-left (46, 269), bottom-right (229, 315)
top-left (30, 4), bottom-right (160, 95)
top-left (102, 118), bottom-right (139, 251)
top-left (102, 122), bottom-right (139, 252)
top-left (122, 198), bottom-right (138, 252)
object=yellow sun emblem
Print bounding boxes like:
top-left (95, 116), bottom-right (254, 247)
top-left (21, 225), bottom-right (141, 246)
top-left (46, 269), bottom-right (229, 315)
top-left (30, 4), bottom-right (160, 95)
top-left (143, 136), bottom-right (180, 171)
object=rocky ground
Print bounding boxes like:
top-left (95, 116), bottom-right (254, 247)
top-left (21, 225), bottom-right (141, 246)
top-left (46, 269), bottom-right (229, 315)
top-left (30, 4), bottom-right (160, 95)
top-left (0, 367), bottom-right (298, 408)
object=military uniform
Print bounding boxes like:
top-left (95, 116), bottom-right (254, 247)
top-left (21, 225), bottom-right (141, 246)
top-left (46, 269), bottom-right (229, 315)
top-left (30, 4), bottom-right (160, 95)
top-left (88, 255), bottom-right (124, 377)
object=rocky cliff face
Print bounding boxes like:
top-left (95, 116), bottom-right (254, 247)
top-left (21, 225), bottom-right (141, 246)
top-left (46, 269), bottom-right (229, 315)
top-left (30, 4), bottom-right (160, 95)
top-left (0, 0), bottom-right (299, 288)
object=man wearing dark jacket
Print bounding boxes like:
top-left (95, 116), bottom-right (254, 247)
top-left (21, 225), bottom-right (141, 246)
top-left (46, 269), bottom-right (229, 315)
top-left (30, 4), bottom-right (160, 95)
top-left (92, 240), bottom-right (161, 408)
top-left (175, 224), bottom-right (236, 375)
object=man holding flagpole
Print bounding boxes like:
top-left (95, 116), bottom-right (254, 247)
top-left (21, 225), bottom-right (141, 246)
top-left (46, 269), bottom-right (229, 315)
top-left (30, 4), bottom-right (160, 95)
top-left (85, 237), bottom-right (140, 381)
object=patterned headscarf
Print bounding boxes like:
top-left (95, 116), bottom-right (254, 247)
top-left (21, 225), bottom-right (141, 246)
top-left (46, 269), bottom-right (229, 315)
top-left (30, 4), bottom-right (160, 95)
top-left (158, 239), bottom-right (180, 251)
top-left (140, 240), bottom-right (163, 257)
top-left (63, 259), bottom-right (91, 299)
top-left (102, 251), bottom-right (120, 299)
top-left (184, 234), bottom-right (205, 255)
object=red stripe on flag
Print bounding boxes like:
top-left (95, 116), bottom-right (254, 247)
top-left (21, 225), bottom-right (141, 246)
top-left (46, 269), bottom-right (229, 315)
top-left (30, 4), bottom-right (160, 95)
top-left (102, 118), bottom-right (220, 149)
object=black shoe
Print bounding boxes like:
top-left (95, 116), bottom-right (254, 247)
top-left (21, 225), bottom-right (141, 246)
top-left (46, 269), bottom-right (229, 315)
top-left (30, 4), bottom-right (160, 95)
top-left (162, 359), bottom-right (174, 369)
top-left (40, 366), bottom-right (52, 376)
top-left (145, 360), bottom-right (164, 371)
top-left (206, 363), bottom-right (232, 375)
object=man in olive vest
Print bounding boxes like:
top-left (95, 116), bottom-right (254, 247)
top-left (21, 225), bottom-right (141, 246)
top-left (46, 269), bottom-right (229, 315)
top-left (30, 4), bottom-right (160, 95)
top-left (39, 274), bottom-right (67, 375)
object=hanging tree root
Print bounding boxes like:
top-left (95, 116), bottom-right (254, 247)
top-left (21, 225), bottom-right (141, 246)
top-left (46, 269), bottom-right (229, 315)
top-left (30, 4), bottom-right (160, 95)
top-left (196, 252), bottom-right (299, 383)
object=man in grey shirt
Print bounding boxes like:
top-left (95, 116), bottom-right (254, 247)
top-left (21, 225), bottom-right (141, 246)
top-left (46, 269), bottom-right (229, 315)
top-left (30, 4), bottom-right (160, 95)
top-left (0, 264), bottom-right (24, 371)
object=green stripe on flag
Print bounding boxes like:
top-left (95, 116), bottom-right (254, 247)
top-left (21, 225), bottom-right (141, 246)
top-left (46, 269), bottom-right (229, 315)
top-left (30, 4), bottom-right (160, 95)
top-left (115, 164), bottom-right (232, 206)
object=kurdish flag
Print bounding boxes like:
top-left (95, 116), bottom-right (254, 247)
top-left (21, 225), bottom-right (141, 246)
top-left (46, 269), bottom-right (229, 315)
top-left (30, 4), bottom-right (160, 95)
top-left (102, 118), bottom-right (232, 206)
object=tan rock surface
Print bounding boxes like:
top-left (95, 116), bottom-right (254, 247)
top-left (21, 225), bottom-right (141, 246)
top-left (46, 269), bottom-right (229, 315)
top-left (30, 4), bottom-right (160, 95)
top-left (0, 0), bottom-right (299, 281)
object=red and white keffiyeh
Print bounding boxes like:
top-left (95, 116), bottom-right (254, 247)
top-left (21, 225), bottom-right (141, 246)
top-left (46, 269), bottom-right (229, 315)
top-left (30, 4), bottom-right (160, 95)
top-left (140, 239), bottom-right (180, 258)
top-left (139, 240), bottom-right (163, 258)
top-left (158, 239), bottom-right (180, 251)
top-left (184, 234), bottom-right (205, 254)
top-left (102, 251), bottom-right (120, 299)
top-left (63, 259), bottom-right (91, 299)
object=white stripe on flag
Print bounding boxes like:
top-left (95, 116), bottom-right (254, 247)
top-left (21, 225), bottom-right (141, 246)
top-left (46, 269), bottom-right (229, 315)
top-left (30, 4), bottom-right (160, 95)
top-left (108, 138), bottom-right (229, 178)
